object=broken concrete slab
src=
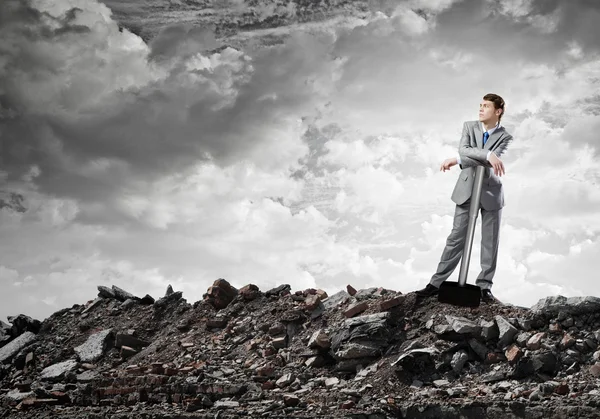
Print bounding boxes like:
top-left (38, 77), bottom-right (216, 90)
top-left (0, 331), bottom-right (35, 364)
top-left (40, 359), bottom-right (78, 381)
top-left (74, 329), bottom-right (113, 363)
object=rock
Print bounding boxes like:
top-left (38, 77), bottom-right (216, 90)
top-left (495, 316), bottom-right (518, 348)
top-left (379, 295), bottom-right (405, 311)
top-left (354, 287), bottom-right (378, 300)
top-left (446, 315), bottom-right (481, 335)
top-left (82, 298), bottom-right (103, 314)
top-left (239, 284), bottom-right (260, 301)
top-left (325, 377), bottom-right (339, 387)
top-left (214, 400), bottom-right (239, 409)
top-left (560, 334), bottom-right (576, 350)
top-left (468, 338), bottom-right (489, 360)
top-left (275, 373), bottom-right (295, 388)
top-left (271, 336), bottom-right (287, 349)
top-left (526, 332), bottom-right (545, 350)
top-left (120, 299), bottom-right (136, 310)
top-left (517, 318), bottom-right (533, 331)
top-left (531, 351), bottom-right (558, 375)
top-left (334, 341), bottom-right (383, 359)
top-left (347, 285), bottom-right (357, 296)
top-left (140, 294), bottom-right (155, 305)
top-left (505, 344), bottom-right (523, 364)
top-left (304, 294), bottom-right (321, 311)
top-left (0, 331), bottom-right (35, 364)
top-left (529, 389), bottom-right (542, 401)
top-left (549, 323), bottom-right (562, 334)
top-left (97, 285), bottom-right (115, 299)
top-left (344, 301), bottom-right (369, 318)
top-left (204, 278), bottom-right (239, 309)
top-left (515, 332), bottom-right (532, 347)
top-left (112, 285), bottom-right (139, 302)
top-left (165, 284), bottom-right (174, 296)
top-left (40, 359), bottom-right (78, 381)
top-left (7, 314), bottom-right (41, 335)
top-left (154, 291), bottom-right (183, 308)
top-left (0, 321), bottom-right (12, 345)
top-left (308, 329), bottom-right (331, 350)
top-left (265, 284), bottom-right (291, 297)
top-left (283, 394), bottom-right (300, 407)
top-left (589, 363), bottom-right (600, 377)
top-left (451, 350), bottom-right (468, 374)
top-left (480, 319), bottom-right (499, 341)
top-left (343, 312), bottom-right (390, 328)
top-left (2, 389), bottom-right (35, 403)
top-left (76, 370), bottom-right (99, 383)
top-left (322, 291), bottom-right (351, 310)
top-left (74, 329), bottom-right (113, 363)
top-left (391, 347), bottom-right (438, 373)
top-left (531, 295), bottom-right (600, 316)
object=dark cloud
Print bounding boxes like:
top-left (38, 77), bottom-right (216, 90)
top-left (0, 0), bottom-right (339, 223)
top-left (430, 0), bottom-right (600, 64)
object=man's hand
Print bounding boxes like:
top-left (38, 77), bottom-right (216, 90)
top-left (488, 152), bottom-right (505, 176)
top-left (440, 157), bottom-right (457, 172)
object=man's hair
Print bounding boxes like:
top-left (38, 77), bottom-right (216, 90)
top-left (483, 93), bottom-right (505, 123)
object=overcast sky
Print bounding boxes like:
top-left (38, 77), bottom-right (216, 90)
top-left (1, 0), bottom-right (599, 321)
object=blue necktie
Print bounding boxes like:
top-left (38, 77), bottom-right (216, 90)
top-left (483, 131), bottom-right (489, 146)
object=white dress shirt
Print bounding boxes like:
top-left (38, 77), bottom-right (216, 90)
top-left (456, 121), bottom-right (500, 165)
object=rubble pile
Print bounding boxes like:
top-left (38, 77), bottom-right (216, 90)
top-left (2, 281), bottom-right (600, 418)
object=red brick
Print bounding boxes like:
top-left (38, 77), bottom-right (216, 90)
top-left (344, 301), bottom-right (369, 318)
top-left (555, 383), bottom-right (569, 395)
top-left (505, 344), bottom-right (523, 364)
top-left (526, 332), bottom-right (545, 350)
top-left (379, 295), bottom-right (405, 311)
top-left (560, 334), bottom-right (576, 350)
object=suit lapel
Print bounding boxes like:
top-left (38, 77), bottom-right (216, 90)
top-left (474, 122), bottom-right (483, 149)
top-left (484, 127), bottom-right (505, 150)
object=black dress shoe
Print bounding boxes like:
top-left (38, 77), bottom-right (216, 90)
top-left (415, 284), bottom-right (439, 298)
top-left (481, 289), bottom-right (501, 304)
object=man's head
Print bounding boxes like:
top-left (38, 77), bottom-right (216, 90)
top-left (479, 93), bottom-right (505, 126)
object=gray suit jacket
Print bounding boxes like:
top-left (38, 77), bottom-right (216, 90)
top-left (451, 120), bottom-right (514, 210)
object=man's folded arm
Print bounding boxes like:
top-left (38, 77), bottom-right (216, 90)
top-left (457, 122), bottom-right (513, 170)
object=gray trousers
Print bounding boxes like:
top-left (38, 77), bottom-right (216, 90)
top-left (429, 200), bottom-right (502, 290)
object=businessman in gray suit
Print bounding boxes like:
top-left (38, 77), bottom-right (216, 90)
top-left (416, 93), bottom-right (513, 304)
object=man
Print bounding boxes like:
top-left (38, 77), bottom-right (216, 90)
top-left (415, 93), bottom-right (513, 304)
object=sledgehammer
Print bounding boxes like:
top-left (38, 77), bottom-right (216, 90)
top-left (438, 165), bottom-right (486, 307)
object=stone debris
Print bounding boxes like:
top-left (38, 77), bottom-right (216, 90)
top-left (2, 280), bottom-right (600, 418)
top-left (74, 329), bottom-right (113, 363)
top-left (39, 360), bottom-right (78, 381)
top-left (0, 331), bottom-right (36, 364)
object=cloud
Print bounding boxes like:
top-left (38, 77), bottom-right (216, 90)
top-left (1, 0), bottom-right (600, 321)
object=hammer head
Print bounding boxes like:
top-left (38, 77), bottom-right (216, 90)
top-left (438, 281), bottom-right (481, 307)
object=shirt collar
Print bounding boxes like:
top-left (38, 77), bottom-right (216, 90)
top-left (482, 121), bottom-right (501, 135)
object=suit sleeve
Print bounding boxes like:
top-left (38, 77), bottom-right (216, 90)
top-left (458, 122), bottom-right (513, 169)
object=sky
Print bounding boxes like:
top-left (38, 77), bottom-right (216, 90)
top-left (1, 0), bottom-right (599, 321)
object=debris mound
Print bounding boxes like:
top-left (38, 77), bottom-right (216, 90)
top-left (2, 281), bottom-right (600, 418)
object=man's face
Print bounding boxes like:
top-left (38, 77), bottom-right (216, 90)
top-left (478, 100), bottom-right (500, 122)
